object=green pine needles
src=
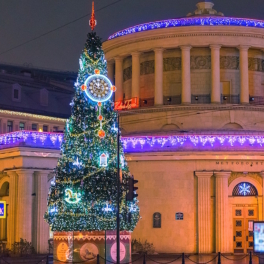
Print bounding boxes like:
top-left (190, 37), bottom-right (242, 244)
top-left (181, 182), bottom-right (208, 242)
top-left (44, 32), bottom-right (140, 232)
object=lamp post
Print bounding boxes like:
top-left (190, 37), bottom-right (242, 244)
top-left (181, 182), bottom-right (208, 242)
top-left (116, 113), bottom-right (120, 264)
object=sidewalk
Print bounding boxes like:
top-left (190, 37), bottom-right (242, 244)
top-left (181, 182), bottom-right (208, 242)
top-left (132, 254), bottom-right (259, 264)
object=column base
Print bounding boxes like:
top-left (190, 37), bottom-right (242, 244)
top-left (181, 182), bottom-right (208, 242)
top-left (181, 102), bottom-right (191, 105)
top-left (211, 101), bottom-right (221, 104)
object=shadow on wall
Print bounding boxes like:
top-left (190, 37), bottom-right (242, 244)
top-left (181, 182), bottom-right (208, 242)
top-left (221, 122), bottom-right (243, 130)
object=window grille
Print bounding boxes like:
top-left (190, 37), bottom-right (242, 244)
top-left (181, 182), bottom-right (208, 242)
top-left (232, 182), bottom-right (258, 196)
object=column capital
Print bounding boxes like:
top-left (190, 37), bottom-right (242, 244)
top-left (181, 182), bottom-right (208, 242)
top-left (34, 170), bottom-right (53, 176)
top-left (114, 56), bottom-right (124, 62)
top-left (260, 171), bottom-right (264, 178)
top-left (154, 47), bottom-right (164, 53)
top-left (238, 45), bottom-right (251, 51)
top-left (107, 60), bottom-right (115, 65)
top-left (210, 44), bottom-right (222, 50)
top-left (131, 51), bottom-right (141, 57)
top-left (180, 45), bottom-right (192, 51)
top-left (214, 171), bottom-right (231, 178)
top-left (13, 169), bottom-right (36, 176)
top-left (195, 171), bottom-right (213, 178)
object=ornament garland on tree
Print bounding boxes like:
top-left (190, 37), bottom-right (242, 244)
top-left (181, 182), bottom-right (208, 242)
top-left (45, 11), bottom-right (139, 232)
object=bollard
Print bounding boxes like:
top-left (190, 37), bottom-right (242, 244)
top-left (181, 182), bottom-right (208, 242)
top-left (143, 254), bottom-right (146, 264)
top-left (182, 253), bottom-right (185, 264)
top-left (249, 251), bottom-right (252, 264)
top-left (46, 255), bottom-right (48, 264)
top-left (97, 254), bottom-right (100, 264)
top-left (218, 252), bottom-right (221, 264)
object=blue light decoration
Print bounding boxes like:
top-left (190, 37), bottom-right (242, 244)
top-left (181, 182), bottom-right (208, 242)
top-left (102, 202), bottom-right (113, 212)
top-left (2, 131), bottom-right (264, 152)
top-left (108, 16), bottom-right (264, 40)
top-left (239, 183), bottom-right (251, 196)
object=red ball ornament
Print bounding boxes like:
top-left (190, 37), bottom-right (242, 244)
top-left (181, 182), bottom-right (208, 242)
top-left (94, 69), bottom-right (100, 75)
top-left (98, 129), bottom-right (106, 138)
top-left (98, 115), bottom-right (103, 121)
top-left (111, 86), bottom-right (116, 92)
top-left (98, 102), bottom-right (102, 107)
top-left (81, 85), bottom-right (87, 91)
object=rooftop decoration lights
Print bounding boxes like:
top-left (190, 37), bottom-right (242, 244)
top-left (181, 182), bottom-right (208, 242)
top-left (108, 17), bottom-right (264, 40)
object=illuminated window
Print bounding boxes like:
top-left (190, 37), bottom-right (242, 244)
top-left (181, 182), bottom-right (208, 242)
top-left (43, 125), bottom-right (48, 132)
top-left (53, 126), bottom-right (59, 132)
top-left (7, 121), bottom-right (13, 132)
top-left (32, 124), bottom-right (37, 131)
top-left (19, 122), bottom-right (25, 131)
top-left (232, 182), bottom-right (258, 196)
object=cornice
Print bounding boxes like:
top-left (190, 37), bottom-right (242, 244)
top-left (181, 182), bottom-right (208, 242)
top-left (119, 104), bottom-right (264, 117)
top-left (104, 31), bottom-right (264, 58)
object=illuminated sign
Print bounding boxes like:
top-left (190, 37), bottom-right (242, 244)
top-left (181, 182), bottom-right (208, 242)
top-left (115, 98), bottom-right (138, 110)
top-left (254, 222), bottom-right (264, 253)
top-left (0, 201), bottom-right (6, 218)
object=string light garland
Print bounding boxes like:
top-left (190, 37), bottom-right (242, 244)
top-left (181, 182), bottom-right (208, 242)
top-left (108, 16), bottom-right (264, 40)
top-left (0, 109), bottom-right (66, 122)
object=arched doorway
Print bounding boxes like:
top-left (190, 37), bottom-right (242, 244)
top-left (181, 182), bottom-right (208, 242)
top-left (0, 181), bottom-right (9, 242)
top-left (229, 179), bottom-right (260, 253)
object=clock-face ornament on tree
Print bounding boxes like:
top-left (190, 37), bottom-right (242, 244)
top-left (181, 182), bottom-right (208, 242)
top-left (82, 70), bottom-right (116, 103)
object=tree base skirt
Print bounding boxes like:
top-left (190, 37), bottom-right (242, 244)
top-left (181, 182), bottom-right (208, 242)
top-left (53, 230), bottom-right (131, 263)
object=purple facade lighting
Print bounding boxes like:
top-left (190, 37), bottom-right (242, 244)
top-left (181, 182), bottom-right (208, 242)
top-left (1, 131), bottom-right (264, 152)
top-left (108, 16), bottom-right (264, 40)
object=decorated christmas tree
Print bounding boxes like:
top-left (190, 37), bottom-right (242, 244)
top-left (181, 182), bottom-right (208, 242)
top-left (45, 7), bottom-right (139, 233)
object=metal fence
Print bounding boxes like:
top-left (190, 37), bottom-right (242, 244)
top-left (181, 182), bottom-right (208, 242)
top-left (163, 95), bottom-right (181, 105)
top-left (221, 94), bottom-right (240, 104)
top-left (191, 94), bottom-right (211, 104)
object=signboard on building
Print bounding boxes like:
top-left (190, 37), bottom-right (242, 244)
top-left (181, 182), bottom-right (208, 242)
top-left (0, 201), bottom-right (6, 218)
top-left (114, 98), bottom-right (138, 110)
top-left (253, 221), bottom-right (264, 253)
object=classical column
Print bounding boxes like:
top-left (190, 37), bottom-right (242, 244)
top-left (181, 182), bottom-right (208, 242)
top-left (115, 57), bottom-right (123, 102)
top-left (7, 171), bottom-right (18, 248)
top-left (215, 171), bottom-right (231, 253)
top-left (132, 52), bottom-right (141, 104)
top-left (154, 48), bottom-right (164, 105)
top-left (181, 46), bottom-right (191, 104)
top-left (16, 170), bottom-right (34, 242)
top-left (34, 171), bottom-right (50, 253)
top-left (107, 61), bottom-right (115, 84)
top-left (210, 45), bottom-right (221, 104)
top-left (239, 46), bottom-right (250, 104)
top-left (196, 171), bottom-right (213, 253)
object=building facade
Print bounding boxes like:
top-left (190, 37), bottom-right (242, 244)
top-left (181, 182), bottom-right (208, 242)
top-left (102, 1), bottom-right (264, 254)
top-left (0, 64), bottom-right (73, 253)
top-left (2, 1), bottom-right (264, 255)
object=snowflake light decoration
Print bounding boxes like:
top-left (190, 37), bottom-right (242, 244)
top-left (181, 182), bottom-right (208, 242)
top-left (239, 183), bottom-right (251, 196)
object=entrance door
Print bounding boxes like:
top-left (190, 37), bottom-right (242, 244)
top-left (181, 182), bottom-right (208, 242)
top-left (233, 206), bottom-right (257, 253)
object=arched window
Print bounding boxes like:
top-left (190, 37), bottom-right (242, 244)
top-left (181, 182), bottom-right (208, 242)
top-left (153, 212), bottom-right (161, 228)
top-left (232, 182), bottom-right (258, 196)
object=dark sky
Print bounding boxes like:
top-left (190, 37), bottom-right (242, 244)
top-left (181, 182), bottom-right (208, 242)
top-left (0, 0), bottom-right (264, 72)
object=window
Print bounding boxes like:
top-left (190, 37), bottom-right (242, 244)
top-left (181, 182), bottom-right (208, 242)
top-left (43, 125), bottom-right (48, 132)
top-left (153, 212), bottom-right (161, 228)
top-left (12, 83), bottom-right (21, 102)
top-left (53, 126), bottom-right (59, 132)
top-left (19, 122), bottom-right (25, 131)
top-left (175, 212), bottom-right (184, 220)
top-left (232, 182), bottom-right (258, 196)
top-left (7, 121), bottom-right (13, 132)
top-left (14, 89), bottom-right (19, 99)
top-left (32, 124), bottom-right (37, 131)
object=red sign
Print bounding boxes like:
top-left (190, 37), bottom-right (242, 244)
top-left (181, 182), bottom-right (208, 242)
top-left (115, 98), bottom-right (138, 110)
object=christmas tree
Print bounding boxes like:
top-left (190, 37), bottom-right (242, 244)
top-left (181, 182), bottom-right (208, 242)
top-left (45, 14), bottom-right (139, 232)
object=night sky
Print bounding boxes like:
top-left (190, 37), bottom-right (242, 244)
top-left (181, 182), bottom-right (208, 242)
top-left (0, 0), bottom-right (263, 72)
